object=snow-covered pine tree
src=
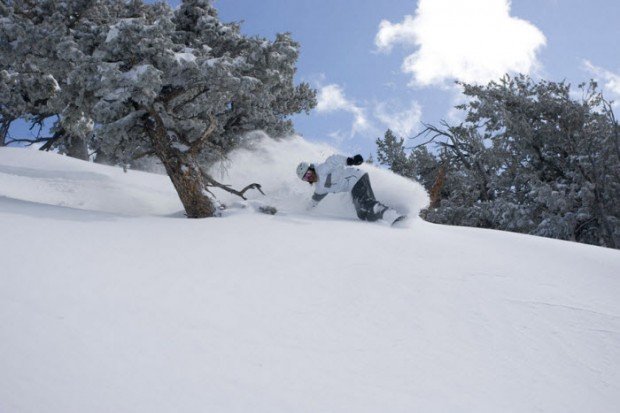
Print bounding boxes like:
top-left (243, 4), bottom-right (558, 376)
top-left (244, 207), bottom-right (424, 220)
top-left (376, 129), bottom-right (409, 175)
top-left (376, 129), bottom-right (451, 211)
top-left (389, 75), bottom-right (619, 248)
top-left (456, 76), bottom-right (619, 246)
top-left (376, 129), bottom-right (446, 192)
top-left (0, 0), bottom-right (62, 148)
top-left (0, 0), bottom-right (128, 157)
top-left (74, 0), bottom-right (316, 217)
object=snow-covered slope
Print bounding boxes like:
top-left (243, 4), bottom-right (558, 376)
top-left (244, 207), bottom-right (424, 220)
top-left (1, 146), bottom-right (619, 413)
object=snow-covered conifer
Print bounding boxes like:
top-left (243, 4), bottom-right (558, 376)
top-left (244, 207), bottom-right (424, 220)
top-left (2, 0), bottom-right (315, 217)
top-left (0, 0), bottom-right (128, 156)
top-left (382, 75), bottom-right (619, 248)
top-left (81, 0), bottom-right (316, 217)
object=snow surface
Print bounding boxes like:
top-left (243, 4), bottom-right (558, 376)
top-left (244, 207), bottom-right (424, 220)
top-left (1, 143), bottom-right (619, 413)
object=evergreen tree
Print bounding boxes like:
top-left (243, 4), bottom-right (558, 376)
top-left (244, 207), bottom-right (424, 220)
top-left (1, 0), bottom-right (315, 218)
top-left (0, 0), bottom-right (130, 157)
top-left (379, 75), bottom-right (619, 248)
top-left (78, 0), bottom-right (316, 217)
top-left (376, 129), bottom-right (410, 176)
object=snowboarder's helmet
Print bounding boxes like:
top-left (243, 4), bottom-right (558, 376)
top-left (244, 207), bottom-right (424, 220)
top-left (296, 162), bottom-right (311, 180)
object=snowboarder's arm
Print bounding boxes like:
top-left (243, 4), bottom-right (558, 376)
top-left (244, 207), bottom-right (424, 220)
top-left (309, 192), bottom-right (327, 208)
top-left (323, 154), bottom-right (348, 169)
top-left (323, 154), bottom-right (364, 169)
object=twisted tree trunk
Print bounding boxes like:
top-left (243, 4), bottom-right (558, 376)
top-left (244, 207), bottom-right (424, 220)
top-left (160, 154), bottom-right (216, 218)
top-left (144, 107), bottom-right (264, 218)
top-left (146, 108), bottom-right (217, 218)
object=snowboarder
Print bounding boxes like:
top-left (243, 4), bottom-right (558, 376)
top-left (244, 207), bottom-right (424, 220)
top-left (296, 154), bottom-right (405, 225)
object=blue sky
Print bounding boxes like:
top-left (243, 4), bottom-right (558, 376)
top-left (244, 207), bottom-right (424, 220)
top-left (210, 0), bottom-right (620, 157)
top-left (9, 0), bottom-right (620, 159)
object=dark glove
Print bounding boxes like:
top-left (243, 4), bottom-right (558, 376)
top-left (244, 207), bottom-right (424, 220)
top-left (346, 154), bottom-right (364, 166)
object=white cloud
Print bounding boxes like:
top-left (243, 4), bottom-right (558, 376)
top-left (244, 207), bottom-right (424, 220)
top-left (583, 60), bottom-right (620, 103)
top-left (316, 84), bottom-right (350, 112)
top-left (316, 84), bottom-right (372, 137)
top-left (327, 130), bottom-right (348, 143)
top-left (375, 15), bottom-right (418, 53)
top-left (375, 0), bottom-right (546, 86)
top-left (374, 100), bottom-right (422, 137)
top-left (316, 83), bottom-right (425, 141)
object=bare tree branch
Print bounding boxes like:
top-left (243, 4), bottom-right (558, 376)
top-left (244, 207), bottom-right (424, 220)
top-left (39, 130), bottom-right (64, 151)
top-left (5, 137), bottom-right (52, 146)
top-left (407, 122), bottom-right (455, 149)
top-left (171, 84), bottom-right (210, 113)
top-left (199, 166), bottom-right (265, 201)
top-left (189, 114), bottom-right (216, 155)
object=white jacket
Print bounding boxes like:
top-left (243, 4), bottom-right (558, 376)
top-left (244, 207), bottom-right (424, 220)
top-left (310, 155), bottom-right (366, 203)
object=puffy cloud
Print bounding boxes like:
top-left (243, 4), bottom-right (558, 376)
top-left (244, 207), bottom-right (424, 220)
top-left (374, 100), bottom-right (422, 137)
top-left (316, 84), bottom-right (372, 136)
top-left (316, 84), bottom-right (351, 112)
top-left (375, 15), bottom-right (417, 53)
top-left (316, 84), bottom-right (424, 140)
top-left (375, 0), bottom-right (546, 86)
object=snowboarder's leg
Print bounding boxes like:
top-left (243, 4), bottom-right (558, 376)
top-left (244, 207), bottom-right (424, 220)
top-left (351, 174), bottom-right (389, 222)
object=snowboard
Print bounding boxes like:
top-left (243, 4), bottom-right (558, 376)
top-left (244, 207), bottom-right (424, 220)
top-left (391, 215), bottom-right (408, 227)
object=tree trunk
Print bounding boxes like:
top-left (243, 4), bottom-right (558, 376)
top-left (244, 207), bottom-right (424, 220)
top-left (159, 154), bottom-right (216, 218)
top-left (0, 118), bottom-right (11, 147)
top-left (66, 135), bottom-right (90, 161)
top-left (146, 108), bottom-right (216, 218)
top-left (429, 164), bottom-right (446, 208)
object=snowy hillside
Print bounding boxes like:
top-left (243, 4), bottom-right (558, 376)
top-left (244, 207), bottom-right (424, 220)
top-left (1, 145), bottom-right (619, 413)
